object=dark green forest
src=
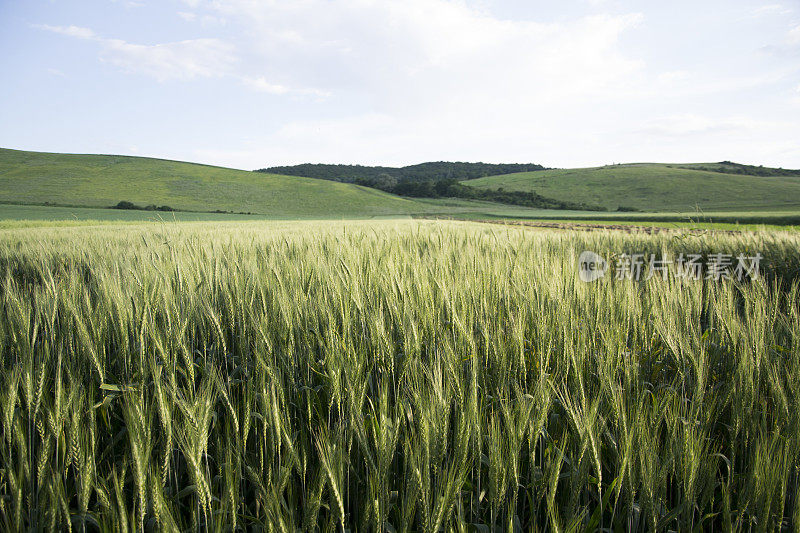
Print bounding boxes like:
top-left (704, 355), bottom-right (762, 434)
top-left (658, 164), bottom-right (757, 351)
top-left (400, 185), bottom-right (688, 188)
top-left (255, 161), bottom-right (608, 211)
top-left (678, 161), bottom-right (800, 177)
top-left (375, 177), bottom-right (605, 211)
top-left (256, 161), bottom-right (547, 183)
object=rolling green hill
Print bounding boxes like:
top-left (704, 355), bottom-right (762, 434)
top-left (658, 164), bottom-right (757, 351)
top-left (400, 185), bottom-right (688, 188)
top-left (4, 149), bottom-right (800, 222)
top-left (464, 163), bottom-right (800, 212)
top-left (0, 148), bottom-right (431, 218)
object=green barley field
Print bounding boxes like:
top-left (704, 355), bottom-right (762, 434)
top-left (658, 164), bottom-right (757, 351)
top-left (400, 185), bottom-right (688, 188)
top-left (1, 219), bottom-right (800, 531)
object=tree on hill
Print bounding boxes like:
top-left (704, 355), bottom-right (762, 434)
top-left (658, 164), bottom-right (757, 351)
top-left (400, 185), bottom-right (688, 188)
top-left (256, 161), bottom-right (549, 183)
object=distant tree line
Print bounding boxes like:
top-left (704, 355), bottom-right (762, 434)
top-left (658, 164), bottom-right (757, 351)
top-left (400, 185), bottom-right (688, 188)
top-left (113, 201), bottom-right (175, 212)
top-left (111, 202), bottom-right (257, 216)
top-left (254, 161), bottom-right (612, 211)
top-left (354, 177), bottom-right (606, 211)
top-left (256, 161), bottom-right (549, 183)
top-left (679, 162), bottom-right (800, 177)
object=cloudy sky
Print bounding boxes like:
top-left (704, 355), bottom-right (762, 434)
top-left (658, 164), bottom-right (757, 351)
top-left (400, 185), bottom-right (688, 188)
top-left (1, 0), bottom-right (799, 169)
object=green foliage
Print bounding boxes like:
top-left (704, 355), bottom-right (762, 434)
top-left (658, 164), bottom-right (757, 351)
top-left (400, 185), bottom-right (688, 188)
top-left (359, 177), bottom-right (606, 211)
top-left (1, 220), bottom-right (800, 530)
top-left (113, 200), bottom-right (138, 210)
top-left (680, 161), bottom-right (800, 177)
top-left (258, 161), bottom-right (548, 182)
top-left (113, 201), bottom-right (175, 212)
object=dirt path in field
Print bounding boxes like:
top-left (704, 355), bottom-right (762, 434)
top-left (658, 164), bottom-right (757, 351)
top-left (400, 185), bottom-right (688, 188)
top-left (418, 216), bottom-right (743, 234)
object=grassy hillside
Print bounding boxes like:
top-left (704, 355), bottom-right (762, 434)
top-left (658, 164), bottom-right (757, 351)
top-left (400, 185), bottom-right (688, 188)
top-left (464, 163), bottom-right (800, 212)
top-left (0, 148), bottom-right (429, 217)
top-left (5, 150), bottom-right (800, 221)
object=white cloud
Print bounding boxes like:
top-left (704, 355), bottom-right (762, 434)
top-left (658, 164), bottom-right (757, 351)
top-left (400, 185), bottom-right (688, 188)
top-left (787, 24), bottom-right (800, 45)
top-left (39, 2), bottom-right (646, 99)
top-left (753, 4), bottom-right (792, 16)
top-left (657, 70), bottom-right (690, 83)
top-left (35, 21), bottom-right (321, 93)
top-left (170, 0), bottom-right (650, 165)
top-left (242, 76), bottom-right (331, 98)
top-left (241, 76), bottom-right (289, 94)
top-left (636, 114), bottom-right (787, 140)
top-left (638, 114), bottom-right (732, 137)
top-left (99, 38), bottom-right (236, 80)
top-left (29, 0), bottom-right (800, 168)
top-left (37, 24), bottom-right (236, 81)
top-left (198, 1), bottom-right (645, 112)
top-left (109, 0), bottom-right (145, 7)
top-left (34, 24), bottom-right (96, 40)
top-left (178, 11), bottom-right (226, 26)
